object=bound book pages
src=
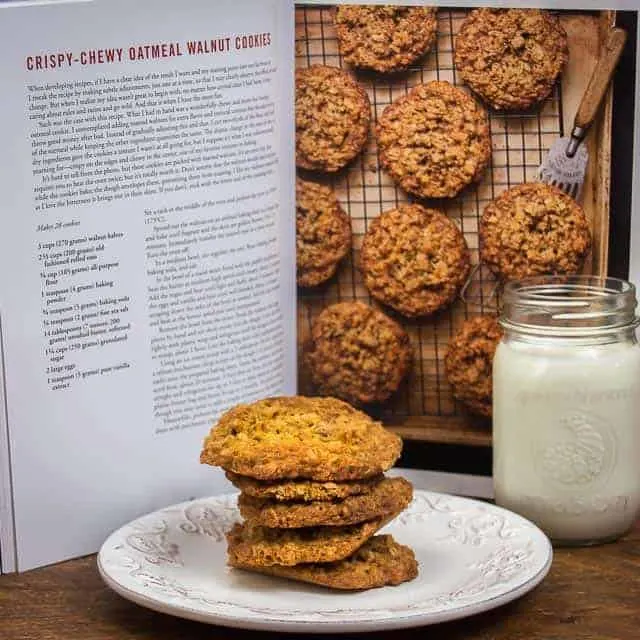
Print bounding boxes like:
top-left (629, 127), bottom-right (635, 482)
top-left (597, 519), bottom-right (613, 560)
top-left (1, 0), bottom-right (637, 574)
top-left (0, 0), bottom-right (296, 572)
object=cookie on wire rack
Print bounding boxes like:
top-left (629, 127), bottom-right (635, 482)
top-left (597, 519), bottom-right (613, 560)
top-left (304, 301), bottom-right (412, 406)
top-left (444, 315), bottom-right (503, 418)
top-left (296, 64), bottom-right (371, 172)
top-left (360, 203), bottom-right (471, 318)
top-left (296, 178), bottom-right (352, 287)
top-left (479, 182), bottom-right (591, 281)
top-left (454, 8), bottom-right (568, 111)
top-left (376, 81), bottom-right (492, 199)
top-left (334, 5), bottom-right (438, 73)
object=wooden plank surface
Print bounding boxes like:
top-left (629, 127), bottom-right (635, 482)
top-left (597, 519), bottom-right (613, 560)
top-left (562, 11), bottom-right (614, 277)
top-left (1, 523), bottom-right (638, 639)
top-left (388, 416), bottom-right (491, 447)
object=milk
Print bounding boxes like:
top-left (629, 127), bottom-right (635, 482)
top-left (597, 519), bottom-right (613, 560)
top-left (493, 338), bottom-right (640, 544)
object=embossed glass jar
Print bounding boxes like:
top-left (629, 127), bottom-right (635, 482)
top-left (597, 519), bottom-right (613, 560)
top-left (493, 276), bottom-right (640, 545)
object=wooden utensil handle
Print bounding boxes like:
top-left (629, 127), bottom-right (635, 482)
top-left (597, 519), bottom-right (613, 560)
top-left (574, 27), bottom-right (627, 130)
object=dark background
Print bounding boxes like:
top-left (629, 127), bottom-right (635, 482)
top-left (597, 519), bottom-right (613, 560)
top-left (401, 10), bottom-right (638, 477)
top-left (608, 10), bottom-right (637, 280)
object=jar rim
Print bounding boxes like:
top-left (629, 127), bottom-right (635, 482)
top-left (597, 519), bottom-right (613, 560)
top-left (502, 275), bottom-right (635, 302)
top-left (499, 275), bottom-right (639, 336)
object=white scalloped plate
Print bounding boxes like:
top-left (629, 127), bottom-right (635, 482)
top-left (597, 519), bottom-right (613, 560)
top-left (97, 490), bottom-right (552, 633)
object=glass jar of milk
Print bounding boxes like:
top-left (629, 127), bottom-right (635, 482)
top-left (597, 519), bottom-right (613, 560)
top-left (493, 275), bottom-right (640, 545)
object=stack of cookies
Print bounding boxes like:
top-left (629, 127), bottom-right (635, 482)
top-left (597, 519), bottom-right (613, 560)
top-left (200, 396), bottom-right (418, 590)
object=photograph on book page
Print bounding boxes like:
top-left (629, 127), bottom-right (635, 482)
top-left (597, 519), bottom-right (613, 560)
top-left (0, 0), bottom-right (295, 572)
top-left (294, 2), bottom-right (639, 481)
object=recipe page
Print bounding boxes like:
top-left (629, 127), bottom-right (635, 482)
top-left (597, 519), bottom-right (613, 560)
top-left (0, 0), bottom-right (295, 572)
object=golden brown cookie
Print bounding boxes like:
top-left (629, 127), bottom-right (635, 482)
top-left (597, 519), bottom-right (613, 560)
top-left (360, 204), bottom-right (470, 317)
top-left (376, 81), bottom-right (491, 199)
top-left (334, 6), bottom-right (438, 73)
top-left (454, 8), bottom-right (568, 111)
top-left (200, 396), bottom-right (402, 481)
top-left (296, 65), bottom-right (371, 172)
top-left (444, 316), bottom-right (503, 418)
top-left (296, 178), bottom-right (352, 287)
top-left (226, 510), bottom-right (397, 566)
top-left (228, 534), bottom-right (418, 590)
top-left (479, 182), bottom-right (591, 281)
top-left (238, 476), bottom-right (413, 528)
top-left (305, 301), bottom-right (412, 405)
top-left (225, 471), bottom-right (384, 502)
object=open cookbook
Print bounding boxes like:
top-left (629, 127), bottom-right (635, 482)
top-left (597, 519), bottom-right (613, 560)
top-left (0, 0), bottom-right (638, 572)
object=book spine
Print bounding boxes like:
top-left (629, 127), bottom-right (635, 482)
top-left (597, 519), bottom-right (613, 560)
top-left (0, 316), bottom-right (17, 573)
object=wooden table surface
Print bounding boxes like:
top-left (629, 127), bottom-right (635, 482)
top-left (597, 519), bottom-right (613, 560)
top-left (1, 523), bottom-right (638, 639)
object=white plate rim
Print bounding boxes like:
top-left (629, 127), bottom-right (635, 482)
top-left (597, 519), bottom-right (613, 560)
top-left (97, 491), bottom-right (553, 633)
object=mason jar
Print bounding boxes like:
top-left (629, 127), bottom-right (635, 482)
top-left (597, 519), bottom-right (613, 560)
top-left (493, 275), bottom-right (640, 545)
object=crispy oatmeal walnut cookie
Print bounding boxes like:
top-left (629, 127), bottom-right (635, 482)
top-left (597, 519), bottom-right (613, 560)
top-left (376, 81), bottom-right (491, 199)
top-left (228, 534), bottom-right (418, 590)
top-left (296, 65), bottom-right (371, 172)
top-left (225, 510), bottom-right (398, 566)
top-left (444, 315), bottom-right (503, 418)
top-left (479, 182), bottom-right (591, 281)
top-left (360, 204), bottom-right (470, 317)
top-left (200, 396), bottom-right (402, 481)
top-left (334, 6), bottom-right (438, 73)
top-left (238, 476), bottom-right (413, 528)
top-left (225, 471), bottom-right (384, 502)
top-left (296, 178), bottom-right (352, 287)
top-left (305, 301), bottom-right (412, 405)
top-left (454, 8), bottom-right (568, 111)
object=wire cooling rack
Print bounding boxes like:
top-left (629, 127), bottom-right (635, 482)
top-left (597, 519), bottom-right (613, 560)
top-left (295, 6), bottom-right (565, 425)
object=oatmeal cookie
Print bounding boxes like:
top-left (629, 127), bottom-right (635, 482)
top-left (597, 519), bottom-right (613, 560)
top-left (238, 476), bottom-right (413, 528)
top-left (444, 316), bottom-right (503, 417)
top-left (454, 8), bottom-right (568, 111)
top-left (228, 534), bottom-right (418, 590)
top-left (479, 182), bottom-right (591, 281)
top-left (200, 396), bottom-right (402, 481)
top-left (296, 65), bottom-right (371, 172)
top-left (334, 6), bottom-right (438, 73)
top-left (376, 81), bottom-right (491, 198)
top-left (225, 471), bottom-right (384, 502)
top-left (226, 511), bottom-right (397, 566)
top-left (360, 204), bottom-right (470, 317)
top-left (296, 178), bottom-right (352, 287)
top-left (305, 301), bottom-right (412, 405)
